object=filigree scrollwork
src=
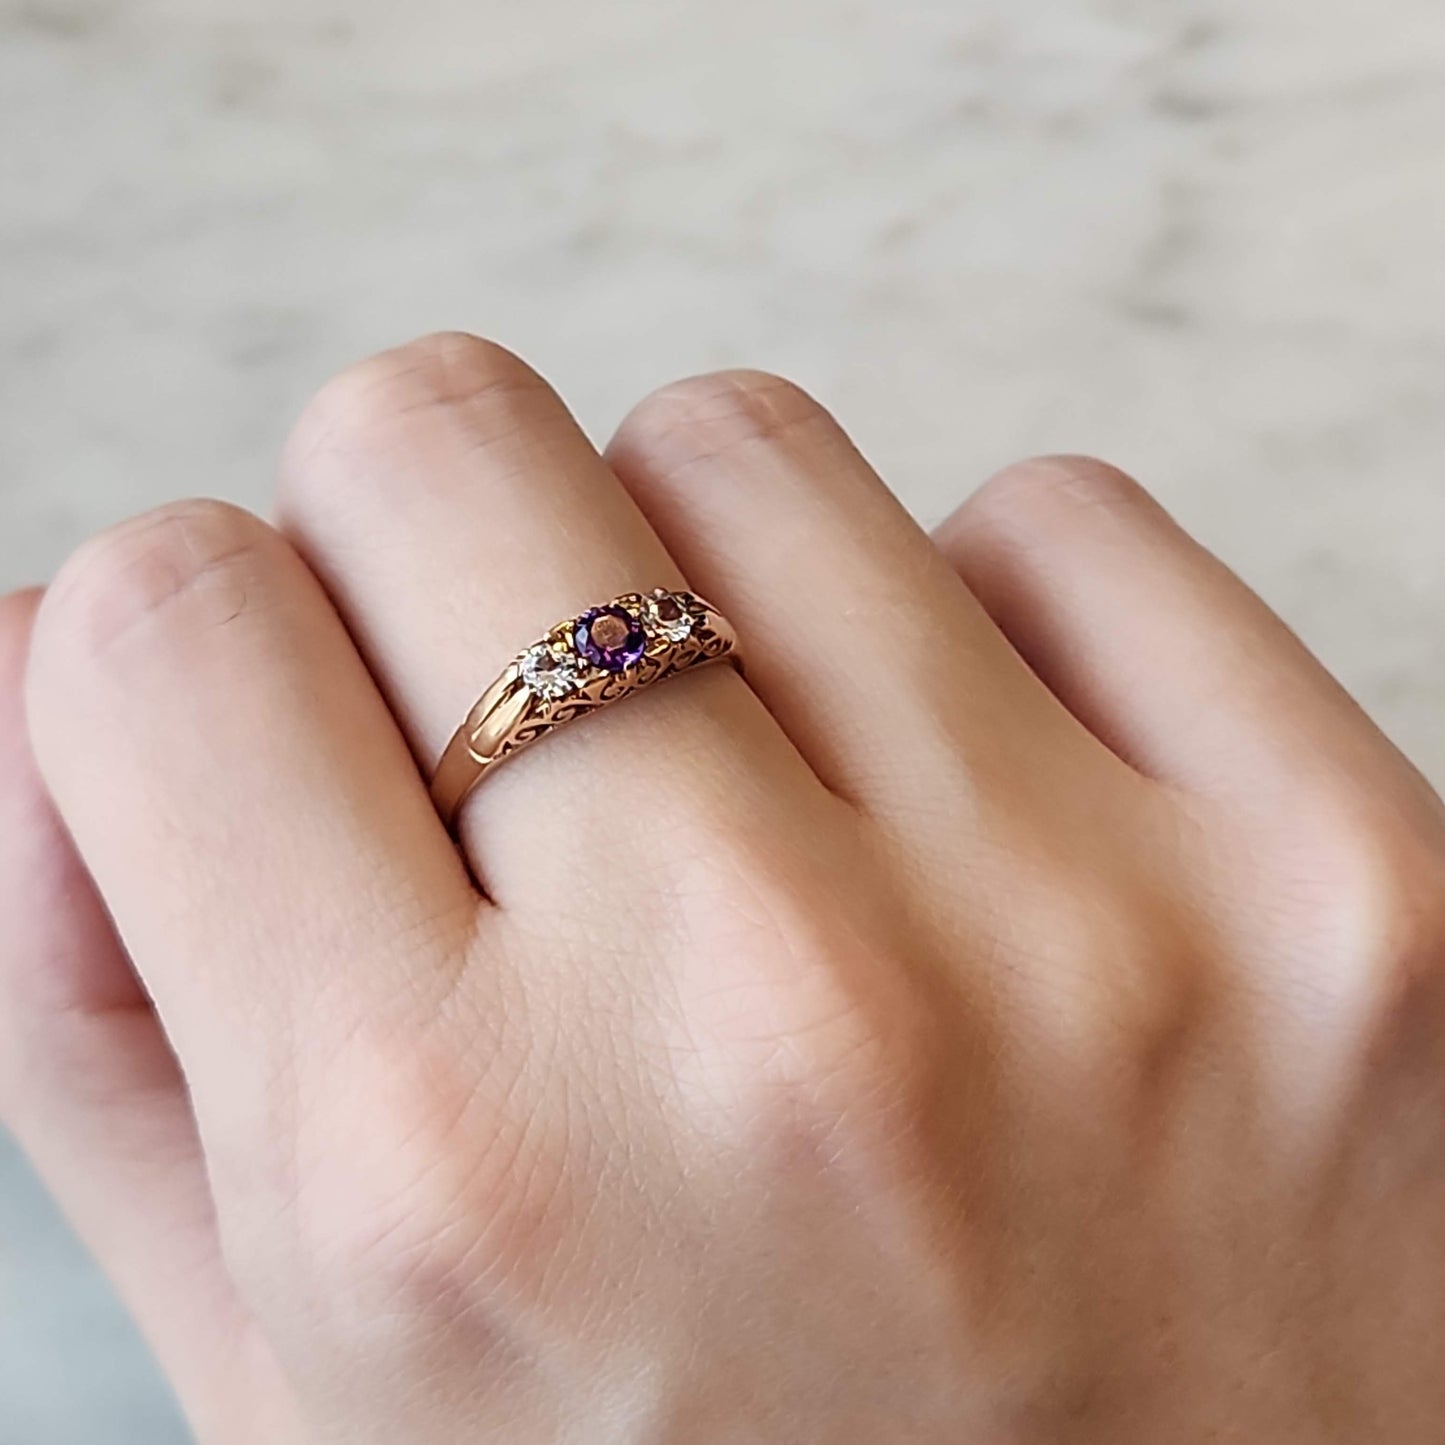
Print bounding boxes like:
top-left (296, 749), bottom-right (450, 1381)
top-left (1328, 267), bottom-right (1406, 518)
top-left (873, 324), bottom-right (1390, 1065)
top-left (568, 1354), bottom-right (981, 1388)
top-left (471, 590), bottom-right (739, 767)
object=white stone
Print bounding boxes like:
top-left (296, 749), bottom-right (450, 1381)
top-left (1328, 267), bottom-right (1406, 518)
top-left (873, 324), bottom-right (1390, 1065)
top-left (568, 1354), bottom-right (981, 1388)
top-left (643, 591), bottom-right (694, 643)
top-left (520, 643), bottom-right (581, 700)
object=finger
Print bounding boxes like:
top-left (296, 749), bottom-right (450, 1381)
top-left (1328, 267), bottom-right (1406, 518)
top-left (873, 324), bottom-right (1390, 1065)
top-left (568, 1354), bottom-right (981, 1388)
top-left (605, 371), bottom-right (1105, 827)
top-left (0, 589), bottom-right (300, 1441)
top-left (933, 456), bottom-right (1440, 821)
top-left (275, 334), bottom-right (831, 904)
top-left (24, 504), bottom-right (477, 1191)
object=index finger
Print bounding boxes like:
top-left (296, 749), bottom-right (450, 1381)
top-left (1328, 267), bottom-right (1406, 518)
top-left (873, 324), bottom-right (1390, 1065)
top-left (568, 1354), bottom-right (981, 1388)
top-left (24, 501), bottom-right (480, 1171)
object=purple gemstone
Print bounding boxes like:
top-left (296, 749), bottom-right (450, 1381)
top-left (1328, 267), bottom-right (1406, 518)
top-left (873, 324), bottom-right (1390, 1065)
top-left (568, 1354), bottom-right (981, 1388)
top-left (573, 605), bottom-right (646, 672)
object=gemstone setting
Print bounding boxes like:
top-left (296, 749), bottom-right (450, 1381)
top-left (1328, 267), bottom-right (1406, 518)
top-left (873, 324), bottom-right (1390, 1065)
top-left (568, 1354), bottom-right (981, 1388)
top-left (573, 605), bottom-right (647, 673)
top-left (642, 589), bottom-right (694, 643)
top-left (519, 643), bottom-right (581, 700)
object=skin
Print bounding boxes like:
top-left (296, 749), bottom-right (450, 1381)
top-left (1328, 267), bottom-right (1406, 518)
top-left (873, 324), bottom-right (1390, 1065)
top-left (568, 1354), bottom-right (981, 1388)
top-left (3, 332), bottom-right (1444, 1443)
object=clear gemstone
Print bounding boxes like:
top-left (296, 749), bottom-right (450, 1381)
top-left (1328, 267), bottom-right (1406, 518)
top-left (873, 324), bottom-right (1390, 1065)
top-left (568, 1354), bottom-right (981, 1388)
top-left (643, 590), bottom-right (693, 643)
top-left (519, 643), bottom-right (580, 700)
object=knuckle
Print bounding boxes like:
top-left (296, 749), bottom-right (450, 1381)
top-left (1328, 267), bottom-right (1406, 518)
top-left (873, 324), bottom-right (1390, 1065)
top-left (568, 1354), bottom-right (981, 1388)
top-left (280, 331), bottom-right (548, 493)
top-left (1339, 828), bottom-right (1445, 999)
top-left (1089, 917), bottom-right (1216, 1102)
top-left (35, 501), bottom-right (274, 667)
top-left (1276, 805), bottom-right (1445, 1035)
top-left (258, 1023), bottom-right (567, 1329)
top-left (980, 862), bottom-right (1213, 1108)
top-left (612, 369), bottom-right (835, 476)
top-left (957, 455), bottom-right (1154, 543)
top-left (657, 839), bottom-right (933, 1167)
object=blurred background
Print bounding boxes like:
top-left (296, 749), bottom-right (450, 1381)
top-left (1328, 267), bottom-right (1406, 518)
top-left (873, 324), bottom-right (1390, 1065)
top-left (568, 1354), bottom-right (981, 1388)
top-left (2, 0), bottom-right (1444, 1438)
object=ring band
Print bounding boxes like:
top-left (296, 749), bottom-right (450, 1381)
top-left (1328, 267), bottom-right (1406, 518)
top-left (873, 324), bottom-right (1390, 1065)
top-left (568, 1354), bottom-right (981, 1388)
top-left (430, 588), bottom-right (741, 832)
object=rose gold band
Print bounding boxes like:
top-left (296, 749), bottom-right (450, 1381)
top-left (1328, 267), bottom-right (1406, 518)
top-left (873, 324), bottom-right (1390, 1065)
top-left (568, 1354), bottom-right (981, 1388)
top-left (429, 588), bottom-right (740, 833)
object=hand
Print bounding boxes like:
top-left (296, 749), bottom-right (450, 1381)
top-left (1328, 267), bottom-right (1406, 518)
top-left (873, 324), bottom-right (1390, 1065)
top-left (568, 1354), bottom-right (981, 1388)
top-left (4, 333), bottom-right (1443, 1443)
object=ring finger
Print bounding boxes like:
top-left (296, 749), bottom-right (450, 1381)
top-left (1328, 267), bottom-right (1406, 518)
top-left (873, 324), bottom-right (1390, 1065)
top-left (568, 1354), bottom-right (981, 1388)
top-left (274, 333), bottom-right (832, 905)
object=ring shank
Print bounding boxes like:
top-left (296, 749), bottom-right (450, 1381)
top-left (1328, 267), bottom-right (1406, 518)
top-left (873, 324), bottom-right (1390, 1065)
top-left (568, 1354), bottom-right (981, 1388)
top-left (431, 728), bottom-right (491, 831)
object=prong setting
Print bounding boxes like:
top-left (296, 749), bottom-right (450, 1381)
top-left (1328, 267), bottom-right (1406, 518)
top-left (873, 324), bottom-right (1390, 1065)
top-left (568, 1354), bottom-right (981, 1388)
top-left (642, 588), bottom-right (695, 643)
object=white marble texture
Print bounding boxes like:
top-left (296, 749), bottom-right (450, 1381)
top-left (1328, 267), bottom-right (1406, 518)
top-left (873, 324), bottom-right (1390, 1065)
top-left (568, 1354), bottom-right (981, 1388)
top-left (2, 0), bottom-right (1444, 1438)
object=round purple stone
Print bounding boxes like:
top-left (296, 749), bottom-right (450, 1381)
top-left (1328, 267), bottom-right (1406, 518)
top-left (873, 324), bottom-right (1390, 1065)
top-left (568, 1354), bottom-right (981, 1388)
top-left (573, 605), bottom-right (646, 672)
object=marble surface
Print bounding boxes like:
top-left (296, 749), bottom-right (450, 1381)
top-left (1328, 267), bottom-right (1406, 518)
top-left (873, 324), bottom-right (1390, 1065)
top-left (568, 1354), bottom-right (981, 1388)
top-left (2, 0), bottom-right (1444, 1438)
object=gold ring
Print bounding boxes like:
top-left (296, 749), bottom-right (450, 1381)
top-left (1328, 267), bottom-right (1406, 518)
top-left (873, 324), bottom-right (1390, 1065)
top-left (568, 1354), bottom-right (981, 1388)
top-left (430, 588), bottom-right (741, 832)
